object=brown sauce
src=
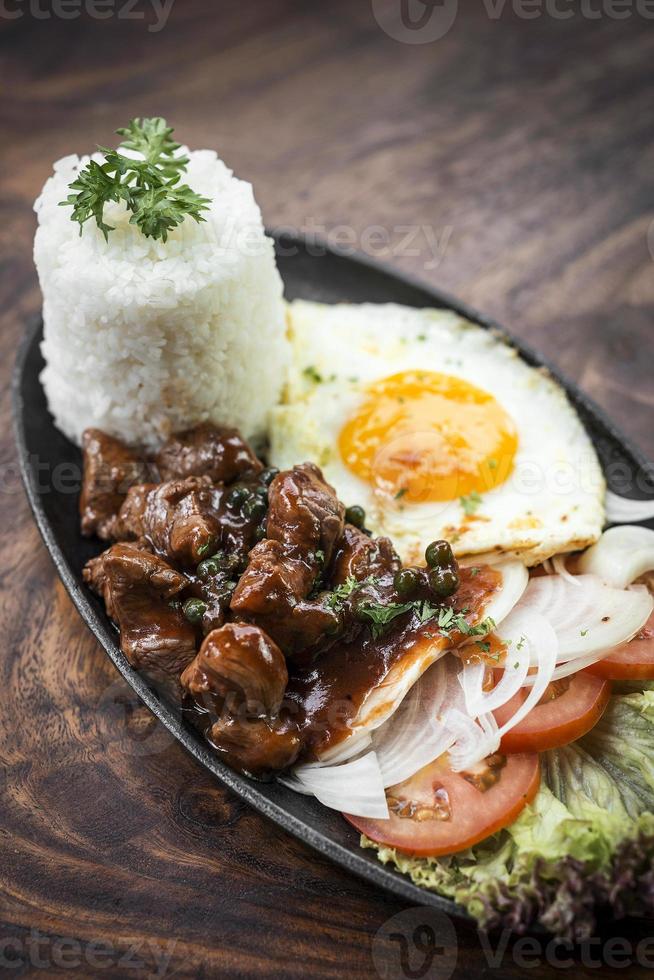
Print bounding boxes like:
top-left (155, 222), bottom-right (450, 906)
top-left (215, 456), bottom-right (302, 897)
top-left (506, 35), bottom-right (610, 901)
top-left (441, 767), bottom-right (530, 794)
top-left (285, 564), bottom-right (501, 757)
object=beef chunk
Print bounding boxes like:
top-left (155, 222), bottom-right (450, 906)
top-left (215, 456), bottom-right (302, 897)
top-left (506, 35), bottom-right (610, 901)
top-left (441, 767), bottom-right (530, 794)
top-left (117, 475), bottom-right (264, 567)
top-left (205, 716), bottom-right (300, 776)
top-left (231, 465), bottom-right (345, 658)
top-left (154, 423), bottom-right (263, 484)
top-left (114, 483), bottom-right (158, 541)
top-left (116, 476), bottom-right (222, 565)
top-left (329, 524), bottom-right (400, 585)
top-left (139, 476), bottom-right (223, 566)
top-left (84, 543), bottom-right (196, 679)
top-left (80, 429), bottom-right (150, 540)
top-left (181, 623), bottom-right (300, 775)
top-left (230, 538), bottom-right (339, 654)
top-left (266, 463), bottom-right (345, 560)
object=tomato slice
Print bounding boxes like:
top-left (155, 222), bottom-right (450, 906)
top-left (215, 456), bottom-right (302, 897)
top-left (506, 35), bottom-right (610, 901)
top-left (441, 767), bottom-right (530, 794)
top-left (492, 671), bottom-right (611, 753)
top-left (344, 752), bottom-right (539, 857)
top-left (586, 609), bottom-right (654, 680)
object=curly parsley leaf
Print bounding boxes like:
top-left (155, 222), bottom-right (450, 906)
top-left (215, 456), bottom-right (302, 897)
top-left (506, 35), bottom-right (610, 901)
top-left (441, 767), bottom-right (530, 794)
top-left (61, 117), bottom-right (211, 243)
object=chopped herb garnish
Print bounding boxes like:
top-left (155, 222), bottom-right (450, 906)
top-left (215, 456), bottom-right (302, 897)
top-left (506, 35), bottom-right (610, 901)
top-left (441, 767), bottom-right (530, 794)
top-left (196, 539), bottom-right (215, 558)
top-left (394, 488), bottom-right (408, 500)
top-left (432, 605), bottom-right (495, 639)
top-left (417, 601), bottom-right (441, 624)
top-left (437, 606), bottom-right (456, 630)
top-left (326, 576), bottom-right (359, 610)
top-left (513, 661), bottom-right (520, 670)
top-left (470, 567), bottom-right (481, 577)
top-left (327, 575), bottom-right (378, 611)
top-left (417, 334), bottom-right (427, 341)
top-left (357, 600), bottom-right (415, 639)
top-left (516, 636), bottom-right (527, 651)
top-left (476, 640), bottom-right (491, 654)
top-left (61, 117), bottom-right (211, 242)
top-left (487, 458), bottom-right (498, 470)
top-left (303, 365), bottom-right (323, 384)
top-left (451, 614), bottom-right (496, 638)
top-left (460, 491), bottom-right (483, 516)
top-left (467, 615), bottom-right (496, 637)
top-left (581, 628), bottom-right (589, 637)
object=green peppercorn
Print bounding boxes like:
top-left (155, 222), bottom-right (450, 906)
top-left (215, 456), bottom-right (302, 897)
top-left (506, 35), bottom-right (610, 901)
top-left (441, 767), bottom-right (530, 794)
top-left (197, 553), bottom-right (224, 579)
top-left (254, 522), bottom-right (267, 542)
top-left (345, 505), bottom-right (366, 529)
top-left (425, 539), bottom-right (454, 569)
top-left (394, 567), bottom-right (421, 598)
top-left (226, 486), bottom-right (248, 509)
top-left (254, 485), bottom-right (269, 502)
top-left (260, 467), bottom-right (279, 486)
top-left (429, 567), bottom-right (460, 598)
top-left (183, 598), bottom-right (207, 625)
top-left (243, 497), bottom-right (267, 521)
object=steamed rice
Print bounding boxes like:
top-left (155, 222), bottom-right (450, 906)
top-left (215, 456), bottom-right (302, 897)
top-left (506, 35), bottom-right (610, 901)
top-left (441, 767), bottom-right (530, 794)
top-left (34, 149), bottom-right (288, 449)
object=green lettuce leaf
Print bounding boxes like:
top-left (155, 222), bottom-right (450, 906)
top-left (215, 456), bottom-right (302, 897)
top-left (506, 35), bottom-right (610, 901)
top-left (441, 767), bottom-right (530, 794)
top-left (363, 686), bottom-right (654, 938)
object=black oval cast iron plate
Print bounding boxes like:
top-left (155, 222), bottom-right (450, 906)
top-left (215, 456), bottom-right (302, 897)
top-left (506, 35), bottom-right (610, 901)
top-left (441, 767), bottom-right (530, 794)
top-left (13, 232), bottom-right (654, 922)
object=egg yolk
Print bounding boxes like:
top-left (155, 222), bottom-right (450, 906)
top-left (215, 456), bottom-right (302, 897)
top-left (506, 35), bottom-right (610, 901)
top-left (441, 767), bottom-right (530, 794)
top-left (339, 371), bottom-right (517, 503)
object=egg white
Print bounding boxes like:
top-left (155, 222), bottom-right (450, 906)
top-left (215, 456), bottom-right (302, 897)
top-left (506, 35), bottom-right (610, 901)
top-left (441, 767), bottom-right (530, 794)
top-left (269, 301), bottom-right (605, 566)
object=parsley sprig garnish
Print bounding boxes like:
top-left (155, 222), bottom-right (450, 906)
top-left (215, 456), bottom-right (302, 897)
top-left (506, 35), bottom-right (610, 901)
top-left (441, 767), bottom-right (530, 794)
top-left (61, 117), bottom-right (211, 242)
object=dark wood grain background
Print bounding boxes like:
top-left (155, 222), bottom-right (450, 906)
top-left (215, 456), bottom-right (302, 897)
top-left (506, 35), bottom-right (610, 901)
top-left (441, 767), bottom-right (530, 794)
top-left (1, 1), bottom-right (654, 977)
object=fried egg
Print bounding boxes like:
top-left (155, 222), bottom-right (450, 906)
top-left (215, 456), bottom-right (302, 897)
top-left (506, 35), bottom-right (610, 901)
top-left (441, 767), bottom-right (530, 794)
top-left (269, 301), bottom-right (605, 565)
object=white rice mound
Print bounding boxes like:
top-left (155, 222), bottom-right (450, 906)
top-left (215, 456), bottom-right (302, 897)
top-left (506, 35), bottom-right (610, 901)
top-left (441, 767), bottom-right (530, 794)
top-left (34, 148), bottom-right (288, 449)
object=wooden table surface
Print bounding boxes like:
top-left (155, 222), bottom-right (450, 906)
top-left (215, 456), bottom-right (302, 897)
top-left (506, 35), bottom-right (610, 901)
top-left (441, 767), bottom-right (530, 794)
top-left (2, 2), bottom-right (653, 977)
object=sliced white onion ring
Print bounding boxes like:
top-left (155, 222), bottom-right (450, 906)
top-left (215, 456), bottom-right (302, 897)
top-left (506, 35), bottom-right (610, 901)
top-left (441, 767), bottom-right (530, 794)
top-left (459, 637), bottom-right (530, 717)
top-left (315, 730), bottom-right (372, 766)
top-left (479, 559), bottom-right (529, 628)
top-left (446, 709), bottom-right (500, 772)
top-left (606, 490), bottom-right (654, 524)
top-left (371, 655), bottom-right (463, 787)
top-left (552, 553), bottom-right (581, 586)
top-left (517, 574), bottom-right (653, 661)
top-left (279, 752), bottom-right (389, 818)
top-left (439, 610), bottom-right (558, 772)
top-left (577, 525), bottom-right (654, 589)
top-left (483, 608), bottom-right (558, 742)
